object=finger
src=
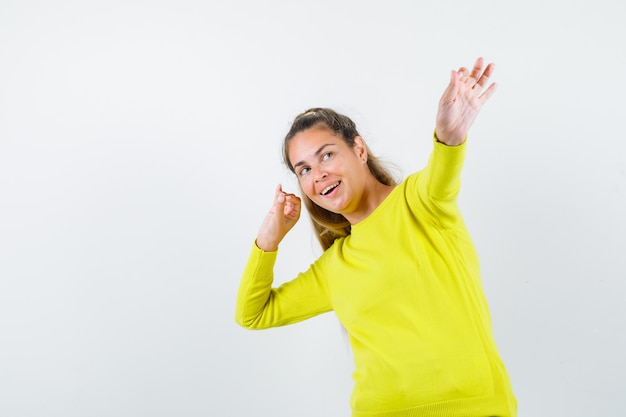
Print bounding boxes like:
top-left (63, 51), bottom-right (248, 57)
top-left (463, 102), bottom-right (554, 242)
top-left (283, 195), bottom-right (301, 217)
top-left (457, 67), bottom-right (469, 82)
top-left (279, 190), bottom-right (300, 211)
top-left (284, 194), bottom-right (301, 204)
top-left (283, 194), bottom-right (301, 208)
top-left (468, 57), bottom-right (485, 85)
top-left (475, 62), bottom-right (495, 89)
top-left (274, 184), bottom-right (286, 204)
top-left (478, 82), bottom-right (498, 103)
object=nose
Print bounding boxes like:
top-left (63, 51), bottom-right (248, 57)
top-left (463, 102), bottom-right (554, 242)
top-left (313, 167), bottom-right (327, 182)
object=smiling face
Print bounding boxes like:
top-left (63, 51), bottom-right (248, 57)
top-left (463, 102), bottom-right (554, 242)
top-left (287, 124), bottom-right (370, 217)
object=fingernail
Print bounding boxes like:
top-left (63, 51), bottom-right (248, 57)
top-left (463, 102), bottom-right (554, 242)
top-left (277, 195), bottom-right (285, 203)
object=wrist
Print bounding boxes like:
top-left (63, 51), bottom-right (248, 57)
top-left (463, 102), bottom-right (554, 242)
top-left (434, 130), bottom-right (467, 146)
top-left (255, 237), bottom-right (278, 252)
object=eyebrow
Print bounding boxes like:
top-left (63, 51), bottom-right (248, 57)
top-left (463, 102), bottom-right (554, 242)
top-left (293, 143), bottom-right (335, 169)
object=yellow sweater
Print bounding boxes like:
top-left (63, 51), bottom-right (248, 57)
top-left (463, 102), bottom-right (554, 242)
top-left (236, 140), bottom-right (517, 417)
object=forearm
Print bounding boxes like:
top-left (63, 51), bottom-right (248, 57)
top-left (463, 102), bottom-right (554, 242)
top-left (234, 242), bottom-right (333, 329)
top-left (411, 135), bottom-right (467, 227)
top-left (235, 243), bottom-right (278, 329)
top-left (426, 135), bottom-right (467, 201)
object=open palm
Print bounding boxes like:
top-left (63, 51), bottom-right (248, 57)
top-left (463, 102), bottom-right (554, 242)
top-left (435, 57), bottom-right (497, 146)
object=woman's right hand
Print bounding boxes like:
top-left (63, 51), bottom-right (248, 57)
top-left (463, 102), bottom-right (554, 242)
top-left (255, 185), bottom-right (302, 252)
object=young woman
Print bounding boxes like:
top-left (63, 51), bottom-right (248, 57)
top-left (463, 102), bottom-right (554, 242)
top-left (235, 57), bottom-right (517, 417)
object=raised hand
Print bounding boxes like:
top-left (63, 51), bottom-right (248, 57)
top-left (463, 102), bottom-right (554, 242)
top-left (435, 57), bottom-right (497, 146)
top-left (255, 184), bottom-right (302, 252)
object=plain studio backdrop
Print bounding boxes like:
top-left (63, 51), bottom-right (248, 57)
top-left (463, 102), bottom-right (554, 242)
top-left (1, 1), bottom-right (624, 416)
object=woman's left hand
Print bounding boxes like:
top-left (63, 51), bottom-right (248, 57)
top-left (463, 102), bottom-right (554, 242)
top-left (435, 57), bottom-right (497, 146)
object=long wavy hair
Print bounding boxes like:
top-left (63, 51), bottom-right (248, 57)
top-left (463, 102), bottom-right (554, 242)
top-left (283, 108), bottom-right (398, 251)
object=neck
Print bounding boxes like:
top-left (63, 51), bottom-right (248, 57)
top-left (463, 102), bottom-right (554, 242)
top-left (343, 180), bottom-right (395, 225)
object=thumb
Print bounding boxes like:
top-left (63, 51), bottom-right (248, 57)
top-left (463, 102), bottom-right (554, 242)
top-left (274, 184), bottom-right (286, 205)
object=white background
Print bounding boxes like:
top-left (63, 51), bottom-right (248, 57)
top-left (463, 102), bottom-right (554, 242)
top-left (1, 1), bottom-right (624, 416)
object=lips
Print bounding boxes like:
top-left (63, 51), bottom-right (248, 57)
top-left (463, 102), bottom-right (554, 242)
top-left (320, 181), bottom-right (341, 196)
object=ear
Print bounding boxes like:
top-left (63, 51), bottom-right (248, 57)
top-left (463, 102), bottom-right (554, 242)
top-left (352, 136), bottom-right (368, 162)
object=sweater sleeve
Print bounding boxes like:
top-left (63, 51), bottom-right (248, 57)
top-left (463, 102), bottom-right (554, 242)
top-left (406, 135), bottom-right (467, 228)
top-left (235, 242), bottom-right (333, 329)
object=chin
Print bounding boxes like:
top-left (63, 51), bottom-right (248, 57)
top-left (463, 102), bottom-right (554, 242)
top-left (322, 203), bottom-right (348, 216)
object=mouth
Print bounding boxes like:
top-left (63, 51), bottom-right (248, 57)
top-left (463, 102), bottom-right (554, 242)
top-left (320, 181), bottom-right (341, 196)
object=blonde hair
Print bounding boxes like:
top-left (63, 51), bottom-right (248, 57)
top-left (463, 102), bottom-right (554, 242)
top-left (283, 108), bottom-right (397, 251)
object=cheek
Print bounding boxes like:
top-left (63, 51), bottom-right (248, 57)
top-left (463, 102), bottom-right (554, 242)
top-left (298, 177), bottom-right (317, 199)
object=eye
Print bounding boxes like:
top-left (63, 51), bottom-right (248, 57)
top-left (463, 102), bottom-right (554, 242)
top-left (321, 152), bottom-right (333, 161)
top-left (298, 167), bottom-right (311, 176)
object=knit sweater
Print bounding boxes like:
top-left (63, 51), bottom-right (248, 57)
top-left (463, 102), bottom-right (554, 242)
top-left (235, 139), bottom-right (517, 417)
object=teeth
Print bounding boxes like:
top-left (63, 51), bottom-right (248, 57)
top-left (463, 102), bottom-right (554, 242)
top-left (321, 182), bottom-right (340, 195)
